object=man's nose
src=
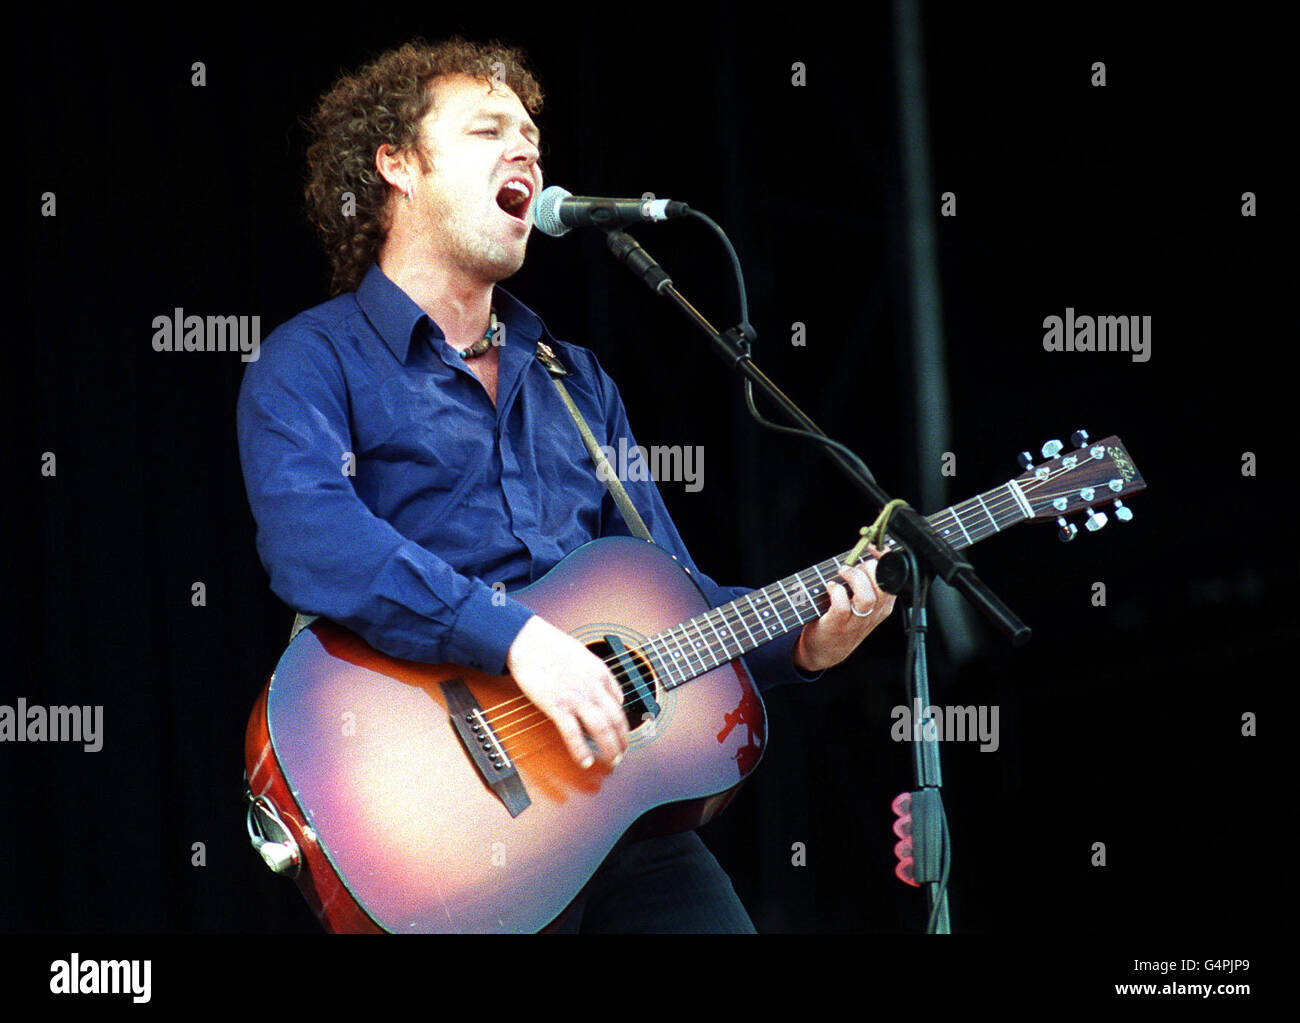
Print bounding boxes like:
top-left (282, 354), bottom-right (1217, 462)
top-left (506, 132), bottom-right (539, 163)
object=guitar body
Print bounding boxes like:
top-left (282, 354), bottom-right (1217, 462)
top-left (245, 536), bottom-right (767, 933)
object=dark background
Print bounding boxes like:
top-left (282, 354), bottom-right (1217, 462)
top-left (4, 0), bottom-right (1287, 969)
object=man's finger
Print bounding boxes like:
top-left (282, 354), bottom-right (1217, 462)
top-left (825, 578), bottom-right (851, 617)
top-left (589, 679), bottom-right (630, 750)
top-left (604, 672), bottom-right (626, 708)
top-left (840, 566), bottom-right (877, 615)
top-left (573, 696), bottom-right (626, 765)
top-left (551, 709), bottom-right (596, 769)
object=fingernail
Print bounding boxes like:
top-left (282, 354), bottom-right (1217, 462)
top-left (613, 754), bottom-right (624, 767)
top-left (580, 755), bottom-right (594, 769)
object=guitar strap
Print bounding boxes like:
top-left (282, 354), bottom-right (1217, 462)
top-left (535, 341), bottom-right (656, 545)
top-left (287, 339), bottom-right (657, 643)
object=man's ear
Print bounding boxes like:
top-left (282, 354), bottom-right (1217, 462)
top-left (375, 143), bottom-right (414, 199)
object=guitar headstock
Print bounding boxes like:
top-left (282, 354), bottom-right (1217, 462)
top-left (1012, 432), bottom-right (1145, 538)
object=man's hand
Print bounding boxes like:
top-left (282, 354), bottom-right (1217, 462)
top-left (793, 547), bottom-right (896, 673)
top-left (505, 615), bottom-right (630, 769)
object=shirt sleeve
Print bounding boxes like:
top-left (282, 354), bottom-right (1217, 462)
top-left (236, 324), bottom-right (535, 673)
top-left (580, 350), bottom-right (822, 692)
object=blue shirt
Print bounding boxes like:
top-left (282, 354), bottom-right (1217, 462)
top-left (236, 262), bottom-right (810, 689)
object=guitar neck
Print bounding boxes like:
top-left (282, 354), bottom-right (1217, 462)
top-left (644, 480), bottom-right (1033, 690)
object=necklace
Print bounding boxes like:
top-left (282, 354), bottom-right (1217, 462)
top-left (459, 309), bottom-right (498, 359)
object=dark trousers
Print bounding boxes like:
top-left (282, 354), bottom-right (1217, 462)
top-left (549, 830), bottom-right (756, 933)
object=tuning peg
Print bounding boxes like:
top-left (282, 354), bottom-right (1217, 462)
top-left (1113, 499), bottom-right (1133, 522)
top-left (1084, 506), bottom-right (1108, 532)
top-left (1017, 451), bottom-right (1034, 470)
top-left (1071, 428), bottom-right (1089, 448)
top-left (1041, 439), bottom-right (1063, 459)
top-left (1056, 516), bottom-right (1077, 542)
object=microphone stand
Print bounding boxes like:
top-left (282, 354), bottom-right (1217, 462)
top-left (603, 226), bottom-right (1031, 933)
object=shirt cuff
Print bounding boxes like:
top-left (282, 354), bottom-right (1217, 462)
top-left (745, 624), bottom-right (824, 689)
top-left (793, 659), bottom-right (825, 682)
top-left (445, 584), bottom-right (537, 675)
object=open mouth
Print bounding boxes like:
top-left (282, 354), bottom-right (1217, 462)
top-left (495, 179), bottom-right (532, 221)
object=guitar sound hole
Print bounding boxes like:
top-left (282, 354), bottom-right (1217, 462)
top-left (586, 639), bottom-right (659, 730)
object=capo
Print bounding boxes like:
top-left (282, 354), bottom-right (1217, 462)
top-left (844, 498), bottom-right (910, 567)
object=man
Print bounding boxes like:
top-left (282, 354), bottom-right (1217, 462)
top-left (237, 37), bottom-right (894, 932)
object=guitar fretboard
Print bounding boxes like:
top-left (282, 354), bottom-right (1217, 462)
top-left (640, 480), bottom-right (1033, 690)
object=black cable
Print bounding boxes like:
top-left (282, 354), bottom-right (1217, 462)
top-left (684, 209), bottom-right (878, 487)
top-left (925, 794), bottom-right (951, 934)
top-left (687, 206), bottom-right (943, 927)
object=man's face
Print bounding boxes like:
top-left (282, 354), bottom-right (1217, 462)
top-left (408, 73), bottom-right (543, 283)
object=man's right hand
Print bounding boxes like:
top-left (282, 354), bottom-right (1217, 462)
top-left (504, 615), bottom-right (630, 769)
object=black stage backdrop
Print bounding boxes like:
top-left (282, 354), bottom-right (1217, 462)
top-left (4, 1), bottom-right (1287, 1007)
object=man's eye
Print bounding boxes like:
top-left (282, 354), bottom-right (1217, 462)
top-left (472, 128), bottom-right (499, 136)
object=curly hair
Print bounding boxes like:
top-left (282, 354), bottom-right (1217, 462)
top-left (304, 37), bottom-right (544, 295)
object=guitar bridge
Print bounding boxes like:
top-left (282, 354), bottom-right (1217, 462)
top-left (441, 678), bottom-right (531, 818)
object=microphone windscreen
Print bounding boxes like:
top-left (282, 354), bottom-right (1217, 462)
top-left (533, 185), bottom-right (572, 237)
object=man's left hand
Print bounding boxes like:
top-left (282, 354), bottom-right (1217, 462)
top-left (792, 546), bottom-right (896, 673)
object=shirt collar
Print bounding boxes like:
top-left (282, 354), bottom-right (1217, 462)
top-left (356, 261), bottom-right (544, 363)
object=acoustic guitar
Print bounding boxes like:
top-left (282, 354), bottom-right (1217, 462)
top-left (244, 433), bottom-right (1144, 932)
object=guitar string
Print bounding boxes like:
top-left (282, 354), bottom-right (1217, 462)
top-left (482, 541), bottom-right (894, 740)
top-left (481, 493), bottom-right (990, 727)
top-left (492, 576), bottom-right (836, 751)
top-left (487, 618), bottom-right (789, 748)
top-left (481, 581), bottom-right (838, 737)
top-left (478, 459), bottom-right (1123, 749)
top-left (495, 475), bottom-right (1110, 764)
top-left (478, 553), bottom-right (861, 730)
top-left (497, 463), bottom-right (1129, 764)
top-left (477, 458), bottom-right (1101, 730)
top-left (498, 539), bottom-right (1109, 755)
top-left (494, 548), bottom-right (1046, 751)
top-left (484, 485), bottom-right (1102, 752)
top-left (473, 460), bottom-right (1123, 753)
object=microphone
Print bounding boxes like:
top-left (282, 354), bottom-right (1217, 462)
top-left (532, 186), bottom-right (689, 237)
